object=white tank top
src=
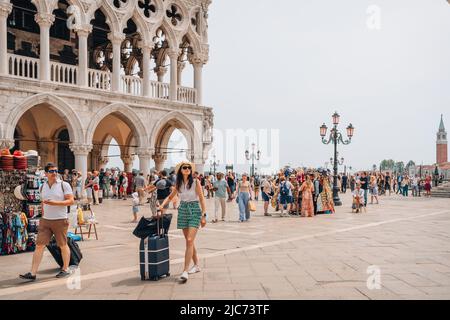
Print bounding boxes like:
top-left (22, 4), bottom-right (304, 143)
top-left (178, 179), bottom-right (198, 202)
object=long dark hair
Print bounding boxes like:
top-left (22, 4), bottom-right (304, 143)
top-left (176, 167), bottom-right (194, 192)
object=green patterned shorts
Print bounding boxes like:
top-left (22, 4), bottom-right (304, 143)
top-left (177, 201), bottom-right (202, 229)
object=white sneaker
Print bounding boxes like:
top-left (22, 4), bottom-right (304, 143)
top-left (188, 265), bottom-right (201, 274)
top-left (179, 271), bottom-right (189, 282)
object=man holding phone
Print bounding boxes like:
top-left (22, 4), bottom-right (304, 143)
top-left (20, 162), bottom-right (75, 281)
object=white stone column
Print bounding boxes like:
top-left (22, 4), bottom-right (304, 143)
top-left (0, 3), bottom-right (12, 76)
top-left (35, 13), bottom-right (55, 82)
top-left (108, 33), bottom-right (124, 92)
top-left (177, 61), bottom-right (186, 86)
top-left (136, 148), bottom-right (153, 176)
top-left (76, 26), bottom-right (92, 87)
top-left (70, 144), bottom-right (92, 182)
top-left (193, 62), bottom-right (204, 105)
top-left (168, 50), bottom-right (179, 101)
top-left (141, 44), bottom-right (152, 97)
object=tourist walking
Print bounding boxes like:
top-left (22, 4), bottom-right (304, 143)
top-left (158, 162), bottom-right (207, 283)
top-left (19, 163), bottom-right (75, 281)
top-left (92, 171), bottom-right (100, 205)
top-left (424, 175), bottom-right (432, 197)
top-left (370, 174), bottom-right (379, 204)
top-left (360, 172), bottom-right (369, 206)
top-left (134, 172), bottom-right (146, 205)
top-left (300, 175), bottom-right (314, 217)
top-left (278, 176), bottom-right (293, 217)
top-left (412, 174), bottom-right (419, 197)
top-left (213, 172), bottom-right (229, 222)
top-left (120, 172), bottom-right (128, 200)
top-left (237, 173), bottom-right (252, 222)
top-left (261, 176), bottom-right (273, 216)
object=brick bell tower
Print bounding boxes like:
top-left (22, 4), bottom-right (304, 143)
top-left (437, 114), bottom-right (448, 164)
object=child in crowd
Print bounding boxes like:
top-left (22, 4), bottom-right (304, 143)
top-left (132, 192), bottom-right (139, 222)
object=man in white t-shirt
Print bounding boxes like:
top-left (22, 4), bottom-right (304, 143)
top-left (20, 163), bottom-right (75, 281)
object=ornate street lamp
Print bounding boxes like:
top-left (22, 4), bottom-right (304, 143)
top-left (245, 143), bottom-right (261, 177)
top-left (209, 154), bottom-right (219, 176)
top-left (320, 111), bottom-right (354, 206)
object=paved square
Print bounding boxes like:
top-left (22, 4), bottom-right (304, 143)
top-left (1, 193), bottom-right (450, 300)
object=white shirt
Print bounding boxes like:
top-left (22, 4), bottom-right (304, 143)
top-left (41, 180), bottom-right (73, 220)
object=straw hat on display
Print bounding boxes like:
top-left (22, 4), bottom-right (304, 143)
top-left (14, 185), bottom-right (26, 201)
top-left (175, 161), bottom-right (196, 175)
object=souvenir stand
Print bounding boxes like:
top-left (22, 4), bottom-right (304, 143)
top-left (0, 149), bottom-right (41, 255)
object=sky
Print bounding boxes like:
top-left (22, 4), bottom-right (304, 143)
top-left (198, 0), bottom-right (450, 173)
top-left (109, 0), bottom-right (450, 174)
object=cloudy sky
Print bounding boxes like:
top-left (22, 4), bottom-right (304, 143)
top-left (197, 0), bottom-right (450, 173)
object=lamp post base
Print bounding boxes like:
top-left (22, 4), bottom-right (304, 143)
top-left (333, 186), bottom-right (342, 206)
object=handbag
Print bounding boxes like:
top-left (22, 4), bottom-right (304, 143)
top-left (248, 200), bottom-right (256, 212)
top-left (93, 184), bottom-right (99, 191)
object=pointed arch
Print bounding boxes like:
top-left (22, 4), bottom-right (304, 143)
top-left (4, 93), bottom-right (84, 145)
top-left (181, 28), bottom-right (202, 55)
top-left (150, 111), bottom-right (202, 156)
top-left (86, 103), bottom-right (150, 148)
top-left (151, 19), bottom-right (179, 49)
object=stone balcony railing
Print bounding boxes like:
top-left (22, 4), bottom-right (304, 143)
top-left (6, 53), bottom-right (198, 105)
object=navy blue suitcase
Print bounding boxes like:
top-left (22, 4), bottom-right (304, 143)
top-left (139, 218), bottom-right (170, 281)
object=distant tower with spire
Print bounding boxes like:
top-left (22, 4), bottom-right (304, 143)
top-left (437, 114), bottom-right (448, 164)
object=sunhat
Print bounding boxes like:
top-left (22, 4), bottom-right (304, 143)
top-left (14, 185), bottom-right (26, 201)
top-left (175, 161), bottom-right (196, 175)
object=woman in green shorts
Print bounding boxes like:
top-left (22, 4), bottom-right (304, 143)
top-left (158, 161), bottom-right (207, 283)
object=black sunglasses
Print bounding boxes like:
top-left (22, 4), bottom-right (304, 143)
top-left (182, 166), bottom-right (192, 170)
top-left (47, 169), bottom-right (58, 173)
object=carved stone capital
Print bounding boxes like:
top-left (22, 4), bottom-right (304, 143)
top-left (152, 153), bottom-right (167, 162)
top-left (136, 147), bottom-right (154, 158)
top-left (167, 49), bottom-right (181, 60)
top-left (121, 154), bottom-right (136, 166)
top-left (107, 33), bottom-right (125, 45)
top-left (0, 139), bottom-right (15, 150)
top-left (70, 144), bottom-right (93, 156)
top-left (74, 24), bottom-right (93, 37)
top-left (34, 13), bottom-right (55, 27)
top-left (154, 66), bottom-right (168, 77)
top-left (0, 3), bottom-right (12, 18)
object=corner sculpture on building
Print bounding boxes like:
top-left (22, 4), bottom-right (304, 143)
top-left (0, 0), bottom-right (214, 178)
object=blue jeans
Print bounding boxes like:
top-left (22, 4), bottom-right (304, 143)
top-left (403, 186), bottom-right (408, 196)
top-left (363, 189), bottom-right (368, 206)
top-left (238, 192), bottom-right (250, 221)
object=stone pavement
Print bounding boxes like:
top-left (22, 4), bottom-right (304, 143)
top-left (1, 193), bottom-right (450, 300)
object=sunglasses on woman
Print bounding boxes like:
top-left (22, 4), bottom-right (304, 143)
top-left (182, 166), bottom-right (191, 170)
top-left (47, 169), bottom-right (58, 173)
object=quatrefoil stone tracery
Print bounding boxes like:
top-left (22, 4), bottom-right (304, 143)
top-left (166, 4), bottom-right (182, 26)
top-left (112, 0), bottom-right (128, 10)
top-left (138, 0), bottom-right (156, 19)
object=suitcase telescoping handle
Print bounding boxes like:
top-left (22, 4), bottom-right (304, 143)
top-left (156, 210), bottom-right (164, 237)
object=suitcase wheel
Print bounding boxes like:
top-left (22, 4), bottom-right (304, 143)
top-left (141, 275), bottom-right (145, 281)
top-left (166, 273), bottom-right (170, 277)
top-left (151, 277), bottom-right (159, 281)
